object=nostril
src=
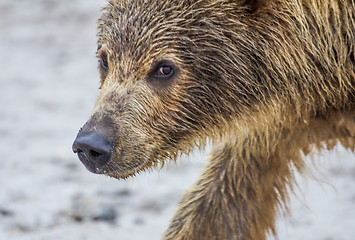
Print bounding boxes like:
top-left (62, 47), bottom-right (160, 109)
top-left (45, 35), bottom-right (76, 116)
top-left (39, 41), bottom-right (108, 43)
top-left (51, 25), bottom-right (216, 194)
top-left (90, 150), bottom-right (103, 158)
top-left (75, 149), bottom-right (90, 166)
top-left (72, 132), bottom-right (113, 173)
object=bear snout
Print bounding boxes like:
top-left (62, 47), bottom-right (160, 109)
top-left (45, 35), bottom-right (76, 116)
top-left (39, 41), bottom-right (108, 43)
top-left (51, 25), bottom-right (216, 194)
top-left (72, 131), bottom-right (113, 173)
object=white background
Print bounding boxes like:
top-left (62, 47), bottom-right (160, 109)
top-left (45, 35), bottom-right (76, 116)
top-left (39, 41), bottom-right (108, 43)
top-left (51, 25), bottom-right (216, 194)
top-left (0, 1), bottom-right (354, 239)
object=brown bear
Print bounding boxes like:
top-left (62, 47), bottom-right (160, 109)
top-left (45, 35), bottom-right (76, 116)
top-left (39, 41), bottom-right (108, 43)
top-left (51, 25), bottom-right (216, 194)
top-left (72, 0), bottom-right (355, 239)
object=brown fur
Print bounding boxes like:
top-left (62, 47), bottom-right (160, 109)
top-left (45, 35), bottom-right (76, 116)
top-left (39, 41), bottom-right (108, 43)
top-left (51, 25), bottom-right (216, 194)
top-left (77, 0), bottom-right (355, 239)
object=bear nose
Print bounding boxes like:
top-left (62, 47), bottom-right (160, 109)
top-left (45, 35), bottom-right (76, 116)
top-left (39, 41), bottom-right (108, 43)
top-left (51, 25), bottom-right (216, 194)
top-left (72, 132), bottom-right (112, 173)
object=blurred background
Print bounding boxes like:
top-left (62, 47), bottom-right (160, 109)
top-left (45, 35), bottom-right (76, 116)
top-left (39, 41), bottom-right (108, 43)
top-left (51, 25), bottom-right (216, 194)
top-left (0, 0), bottom-right (354, 239)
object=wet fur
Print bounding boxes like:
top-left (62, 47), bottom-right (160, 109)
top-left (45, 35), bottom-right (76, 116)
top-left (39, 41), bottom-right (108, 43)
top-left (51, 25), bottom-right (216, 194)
top-left (79, 0), bottom-right (355, 239)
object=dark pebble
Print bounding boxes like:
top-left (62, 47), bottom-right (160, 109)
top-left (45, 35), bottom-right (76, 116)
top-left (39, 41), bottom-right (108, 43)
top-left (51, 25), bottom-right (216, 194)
top-left (92, 206), bottom-right (118, 223)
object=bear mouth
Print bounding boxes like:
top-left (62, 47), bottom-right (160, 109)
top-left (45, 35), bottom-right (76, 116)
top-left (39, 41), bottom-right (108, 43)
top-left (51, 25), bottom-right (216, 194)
top-left (105, 158), bottom-right (154, 179)
top-left (75, 149), bottom-right (151, 179)
top-left (73, 127), bottom-right (159, 179)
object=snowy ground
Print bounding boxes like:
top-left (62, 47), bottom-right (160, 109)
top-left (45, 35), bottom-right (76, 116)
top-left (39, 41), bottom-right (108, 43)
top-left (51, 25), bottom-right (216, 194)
top-left (0, 1), bottom-right (354, 240)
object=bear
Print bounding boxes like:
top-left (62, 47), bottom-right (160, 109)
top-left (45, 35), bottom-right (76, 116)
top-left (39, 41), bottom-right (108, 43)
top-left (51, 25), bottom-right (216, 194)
top-left (72, 0), bottom-right (355, 239)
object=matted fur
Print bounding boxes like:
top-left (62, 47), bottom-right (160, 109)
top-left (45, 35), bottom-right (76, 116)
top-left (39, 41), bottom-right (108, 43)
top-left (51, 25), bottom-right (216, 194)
top-left (76, 0), bottom-right (355, 239)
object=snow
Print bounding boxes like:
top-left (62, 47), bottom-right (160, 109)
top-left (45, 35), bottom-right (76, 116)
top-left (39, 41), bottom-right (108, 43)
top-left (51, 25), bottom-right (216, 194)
top-left (0, 0), bottom-right (354, 239)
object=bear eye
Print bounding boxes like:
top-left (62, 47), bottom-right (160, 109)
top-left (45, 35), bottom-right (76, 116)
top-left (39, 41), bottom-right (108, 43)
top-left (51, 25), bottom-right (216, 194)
top-left (155, 65), bottom-right (174, 78)
top-left (147, 61), bottom-right (178, 89)
top-left (98, 50), bottom-right (109, 88)
top-left (100, 52), bottom-right (109, 70)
